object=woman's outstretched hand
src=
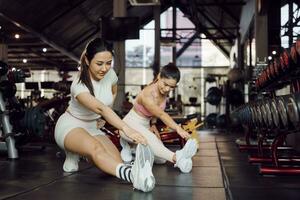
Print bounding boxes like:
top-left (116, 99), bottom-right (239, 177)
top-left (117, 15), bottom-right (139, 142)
top-left (122, 125), bottom-right (147, 145)
top-left (176, 126), bottom-right (191, 140)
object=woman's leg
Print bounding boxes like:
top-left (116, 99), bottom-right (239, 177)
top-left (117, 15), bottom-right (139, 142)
top-left (121, 115), bottom-right (198, 173)
top-left (93, 135), bottom-right (122, 163)
top-left (120, 123), bottom-right (175, 163)
top-left (64, 128), bottom-right (155, 192)
top-left (64, 128), bottom-right (120, 175)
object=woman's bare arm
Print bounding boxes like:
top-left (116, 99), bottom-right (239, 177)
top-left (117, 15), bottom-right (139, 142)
top-left (76, 92), bottom-right (147, 144)
top-left (140, 90), bottom-right (190, 139)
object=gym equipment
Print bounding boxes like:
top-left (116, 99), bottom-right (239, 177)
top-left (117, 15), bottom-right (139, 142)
top-left (0, 61), bottom-right (8, 76)
top-left (159, 117), bottom-right (202, 148)
top-left (0, 80), bottom-right (17, 99)
top-left (270, 99), bottom-right (280, 128)
top-left (7, 68), bottom-right (30, 83)
top-left (269, 62), bottom-right (276, 79)
top-left (0, 62), bottom-right (30, 159)
top-left (227, 89), bottom-right (244, 106)
top-left (52, 81), bottom-right (72, 94)
top-left (205, 113), bottom-right (218, 128)
top-left (216, 114), bottom-right (226, 128)
top-left (264, 101), bottom-right (274, 128)
top-left (206, 87), bottom-right (222, 105)
top-left (227, 68), bottom-right (244, 83)
top-left (182, 119), bottom-right (202, 148)
top-left (205, 75), bottom-right (216, 83)
top-left (276, 96), bottom-right (289, 128)
top-left (19, 107), bottom-right (46, 138)
top-left (287, 93), bottom-right (300, 129)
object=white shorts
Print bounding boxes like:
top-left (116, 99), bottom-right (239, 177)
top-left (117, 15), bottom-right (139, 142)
top-left (54, 112), bottom-right (106, 150)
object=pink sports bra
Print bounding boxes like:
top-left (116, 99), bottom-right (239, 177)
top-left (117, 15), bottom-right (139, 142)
top-left (134, 99), bottom-right (167, 118)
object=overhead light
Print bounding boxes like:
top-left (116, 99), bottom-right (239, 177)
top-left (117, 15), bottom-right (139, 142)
top-left (0, 26), bottom-right (2, 30)
top-left (22, 59), bottom-right (27, 63)
top-left (15, 34), bottom-right (20, 39)
top-left (268, 56), bottom-right (272, 60)
top-left (272, 50), bottom-right (276, 55)
top-left (42, 48), bottom-right (47, 52)
top-left (129, 0), bottom-right (160, 6)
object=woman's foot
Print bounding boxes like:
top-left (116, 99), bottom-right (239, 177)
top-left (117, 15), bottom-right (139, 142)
top-left (63, 151), bottom-right (80, 172)
top-left (120, 138), bottom-right (133, 163)
top-left (174, 139), bottom-right (198, 173)
top-left (131, 144), bottom-right (155, 192)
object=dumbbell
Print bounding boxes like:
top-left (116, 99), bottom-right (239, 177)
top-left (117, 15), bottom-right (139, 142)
top-left (205, 113), bottom-right (218, 127)
top-left (250, 104), bottom-right (258, 127)
top-left (290, 45), bottom-right (298, 65)
top-left (266, 100), bottom-right (275, 129)
top-left (255, 104), bottom-right (263, 127)
top-left (269, 62), bottom-right (276, 79)
top-left (296, 37), bottom-right (300, 58)
top-left (216, 114), bottom-right (227, 128)
top-left (273, 58), bottom-right (282, 78)
top-left (7, 68), bottom-right (31, 83)
top-left (287, 93), bottom-right (300, 129)
top-left (0, 61), bottom-right (8, 76)
top-left (276, 95), bottom-right (290, 129)
top-left (0, 80), bottom-right (17, 98)
top-left (279, 50), bottom-right (290, 71)
top-left (269, 99), bottom-right (280, 128)
top-left (261, 101), bottom-right (269, 127)
top-left (206, 87), bottom-right (222, 105)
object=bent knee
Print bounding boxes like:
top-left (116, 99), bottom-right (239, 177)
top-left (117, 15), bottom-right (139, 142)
top-left (90, 145), bottom-right (107, 160)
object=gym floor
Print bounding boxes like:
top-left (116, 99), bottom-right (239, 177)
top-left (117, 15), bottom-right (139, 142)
top-left (1, 131), bottom-right (300, 200)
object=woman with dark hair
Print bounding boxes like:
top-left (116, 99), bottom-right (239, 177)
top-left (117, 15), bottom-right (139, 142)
top-left (120, 63), bottom-right (198, 173)
top-left (54, 38), bottom-right (155, 192)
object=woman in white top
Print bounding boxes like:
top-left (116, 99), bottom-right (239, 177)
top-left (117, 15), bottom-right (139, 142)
top-left (54, 38), bottom-right (155, 192)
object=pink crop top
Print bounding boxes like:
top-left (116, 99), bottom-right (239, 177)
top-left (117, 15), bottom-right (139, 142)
top-left (134, 99), bottom-right (167, 118)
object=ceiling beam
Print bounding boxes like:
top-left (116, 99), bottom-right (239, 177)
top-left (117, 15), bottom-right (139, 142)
top-left (159, 27), bottom-right (238, 31)
top-left (176, 32), bottom-right (199, 58)
top-left (215, 1), bottom-right (239, 24)
top-left (199, 23), bottom-right (230, 57)
top-left (69, 27), bottom-right (99, 50)
top-left (196, 2), bottom-right (246, 6)
top-left (196, 8), bottom-right (234, 45)
top-left (186, 1), bottom-right (230, 57)
top-left (0, 12), bottom-right (79, 62)
top-left (40, 0), bottom-right (88, 30)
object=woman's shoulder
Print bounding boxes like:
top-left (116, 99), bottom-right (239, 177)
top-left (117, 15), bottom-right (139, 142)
top-left (141, 85), bottom-right (159, 101)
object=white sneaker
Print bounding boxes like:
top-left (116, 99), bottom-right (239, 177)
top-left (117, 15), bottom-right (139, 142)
top-left (174, 139), bottom-right (198, 173)
top-left (120, 138), bottom-right (133, 163)
top-left (131, 144), bottom-right (155, 192)
top-left (63, 151), bottom-right (79, 172)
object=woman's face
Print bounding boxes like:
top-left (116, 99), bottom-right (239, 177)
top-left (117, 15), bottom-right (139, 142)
top-left (157, 76), bottom-right (177, 96)
top-left (87, 51), bottom-right (113, 81)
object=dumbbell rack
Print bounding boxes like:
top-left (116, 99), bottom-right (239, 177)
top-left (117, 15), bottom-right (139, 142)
top-left (235, 37), bottom-right (300, 175)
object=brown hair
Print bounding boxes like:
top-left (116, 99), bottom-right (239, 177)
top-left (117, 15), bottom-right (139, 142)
top-left (78, 38), bottom-right (113, 96)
